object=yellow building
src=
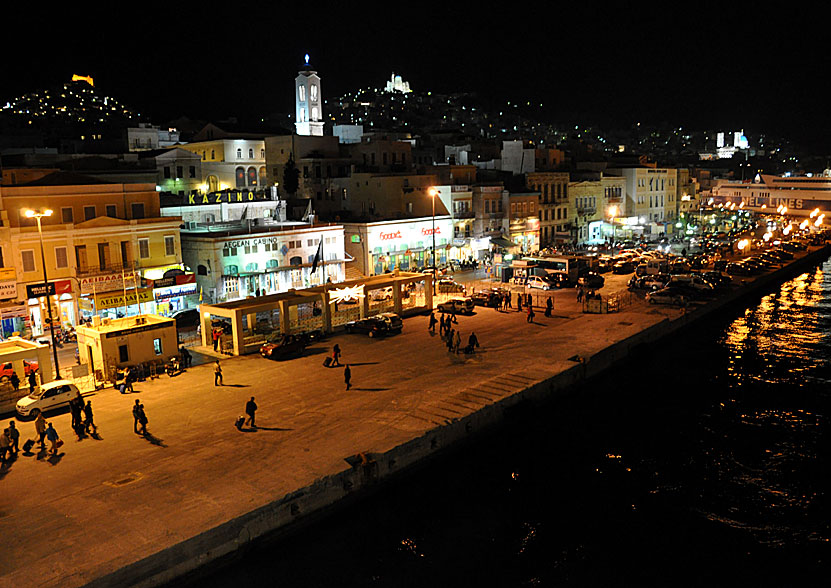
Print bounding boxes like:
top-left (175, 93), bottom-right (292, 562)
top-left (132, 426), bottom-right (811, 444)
top-left (0, 174), bottom-right (185, 338)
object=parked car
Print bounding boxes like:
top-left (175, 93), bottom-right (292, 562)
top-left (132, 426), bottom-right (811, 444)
top-left (645, 288), bottom-right (688, 306)
top-left (698, 271), bottom-right (731, 289)
top-left (171, 308), bottom-right (200, 329)
top-left (546, 272), bottom-right (575, 288)
top-left (725, 262), bottom-right (751, 276)
top-left (612, 260), bottom-right (635, 274)
top-left (16, 380), bottom-right (79, 418)
top-left (1, 360), bottom-right (38, 383)
top-left (525, 275), bottom-right (553, 290)
top-left (344, 312), bottom-right (403, 337)
top-left (471, 288), bottom-right (509, 307)
top-left (577, 272), bottom-right (605, 289)
top-left (259, 334), bottom-right (308, 360)
top-left (437, 279), bottom-right (466, 294)
top-left (437, 297), bottom-right (475, 315)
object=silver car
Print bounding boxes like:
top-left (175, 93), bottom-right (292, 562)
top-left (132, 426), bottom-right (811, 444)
top-left (437, 297), bottom-right (475, 315)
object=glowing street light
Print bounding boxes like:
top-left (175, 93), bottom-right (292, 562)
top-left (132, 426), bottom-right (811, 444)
top-left (428, 187), bottom-right (439, 294)
top-left (23, 208), bottom-right (60, 380)
top-left (608, 205), bottom-right (619, 245)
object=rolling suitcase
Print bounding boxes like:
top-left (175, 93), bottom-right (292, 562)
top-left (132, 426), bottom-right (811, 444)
top-left (323, 357), bottom-right (333, 367)
top-left (235, 416), bottom-right (245, 430)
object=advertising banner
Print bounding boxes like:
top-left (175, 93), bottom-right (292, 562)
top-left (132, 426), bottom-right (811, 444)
top-left (94, 288), bottom-right (153, 310)
top-left (80, 272), bottom-right (140, 295)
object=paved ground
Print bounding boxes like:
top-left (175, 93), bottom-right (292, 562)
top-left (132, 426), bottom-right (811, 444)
top-left (0, 268), bottom-right (740, 587)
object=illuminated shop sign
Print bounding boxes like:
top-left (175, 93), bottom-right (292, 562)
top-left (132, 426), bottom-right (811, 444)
top-left (186, 191), bottom-right (270, 205)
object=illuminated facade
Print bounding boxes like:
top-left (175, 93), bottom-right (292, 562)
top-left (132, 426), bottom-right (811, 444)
top-left (295, 55), bottom-right (324, 136)
top-left (0, 178), bottom-right (185, 337)
top-left (181, 223), bottom-right (345, 303)
top-left (176, 139), bottom-right (267, 194)
top-left (712, 174), bottom-right (831, 219)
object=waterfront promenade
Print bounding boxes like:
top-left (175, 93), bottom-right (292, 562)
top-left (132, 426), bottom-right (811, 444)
top-left (1, 246), bottom-right (827, 588)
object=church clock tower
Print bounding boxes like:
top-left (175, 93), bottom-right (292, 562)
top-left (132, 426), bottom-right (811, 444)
top-left (295, 54), bottom-right (324, 136)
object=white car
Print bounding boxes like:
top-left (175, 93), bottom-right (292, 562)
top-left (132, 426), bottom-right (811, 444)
top-left (16, 380), bottom-right (80, 418)
top-left (525, 275), bottom-right (552, 290)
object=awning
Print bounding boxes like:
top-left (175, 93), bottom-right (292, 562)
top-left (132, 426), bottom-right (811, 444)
top-left (490, 237), bottom-right (517, 249)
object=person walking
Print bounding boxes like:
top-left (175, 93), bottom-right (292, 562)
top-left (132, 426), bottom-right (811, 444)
top-left (446, 328), bottom-right (455, 352)
top-left (517, 293), bottom-right (523, 312)
top-left (244, 397), bottom-right (257, 428)
top-left (332, 344), bottom-right (342, 367)
top-left (124, 366), bottom-right (135, 393)
top-left (428, 311), bottom-right (437, 333)
top-left (468, 332), bottom-right (479, 353)
top-left (0, 429), bottom-right (11, 463)
top-left (545, 296), bottom-right (553, 318)
top-left (212, 327), bottom-right (220, 351)
top-left (344, 364), bottom-right (352, 390)
top-left (7, 421), bottom-right (20, 455)
top-left (527, 305), bottom-right (535, 323)
top-left (180, 346), bottom-right (192, 369)
top-left (576, 287), bottom-right (584, 303)
top-left (506, 293), bottom-right (512, 310)
top-left (132, 399), bottom-right (143, 434)
top-left (214, 360), bottom-right (223, 386)
top-left (27, 369), bottom-right (38, 392)
top-left (45, 422), bottom-right (60, 456)
top-left (35, 412), bottom-right (47, 450)
top-left (137, 404), bottom-right (148, 436)
top-left (10, 371), bottom-right (20, 394)
top-left (83, 401), bottom-right (95, 434)
top-left (453, 329), bottom-right (461, 354)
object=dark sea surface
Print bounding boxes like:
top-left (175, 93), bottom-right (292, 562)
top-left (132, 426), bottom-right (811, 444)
top-left (186, 261), bottom-right (831, 587)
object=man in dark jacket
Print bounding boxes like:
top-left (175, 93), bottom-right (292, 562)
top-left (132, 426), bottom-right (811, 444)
top-left (245, 397), bottom-right (257, 428)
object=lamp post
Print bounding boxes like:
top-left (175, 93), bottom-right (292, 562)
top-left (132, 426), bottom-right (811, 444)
top-left (24, 209), bottom-right (60, 381)
top-left (607, 205), bottom-right (618, 249)
top-left (428, 187), bottom-right (438, 294)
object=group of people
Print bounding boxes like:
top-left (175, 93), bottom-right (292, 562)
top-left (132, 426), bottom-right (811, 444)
top-left (429, 311), bottom-right (479, 355)
top-left (1, 416), bottom-right (62, 461)
top-left (69, 392), bottom-right (95, 438)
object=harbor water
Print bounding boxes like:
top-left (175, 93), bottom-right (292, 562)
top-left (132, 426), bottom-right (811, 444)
top-left (185, 260), bottom-right (831, 587)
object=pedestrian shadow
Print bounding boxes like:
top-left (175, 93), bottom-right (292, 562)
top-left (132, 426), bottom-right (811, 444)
top-left (47, 452), bottom-right (65, 465)
top-left (528, 322), bottom-right (548, 327)
top-left (0, 463), bottom-right (11, 479)
top-left (222, 384), bottom-right (250, 388)
top-left (239, 425), bottom-right (293, 432)
top-left (353, 388), bottom-right (390, 392)
top-left (142, 433), bottom-right (167, 447)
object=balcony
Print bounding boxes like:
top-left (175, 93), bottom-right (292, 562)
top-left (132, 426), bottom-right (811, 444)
top-left (76, 261), bottom-right (137, 276)
top-left (453, 210), bottom-right (474, 219)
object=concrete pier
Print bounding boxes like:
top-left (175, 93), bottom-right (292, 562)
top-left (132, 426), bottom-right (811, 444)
top-left (1, 244), bottom-right (828, 588)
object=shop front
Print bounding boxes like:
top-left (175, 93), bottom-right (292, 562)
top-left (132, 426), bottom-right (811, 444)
top-left (24, 279), bottom-right (75, 337)
top-left (148, 273), bottom-right (197, 316)
top-left (360, 217), bottom-right (454, 276)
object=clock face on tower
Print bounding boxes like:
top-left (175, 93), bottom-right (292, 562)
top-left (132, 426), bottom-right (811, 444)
top-left (310, 84), bottom-right (318, 101)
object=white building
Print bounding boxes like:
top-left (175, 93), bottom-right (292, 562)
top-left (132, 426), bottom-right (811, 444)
top-left (181, 222), bottom-right (345, 304)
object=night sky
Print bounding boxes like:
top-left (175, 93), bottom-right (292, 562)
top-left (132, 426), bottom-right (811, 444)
top-left (4, 4), bottom-right (830, 149)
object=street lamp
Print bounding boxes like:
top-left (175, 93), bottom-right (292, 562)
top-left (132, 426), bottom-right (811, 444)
top-left (24, 208), bottom-right (60, 381)
top-left (607, 205), bottom-right (618, 247)
top-left (428, 187), bottom-right (438, 294)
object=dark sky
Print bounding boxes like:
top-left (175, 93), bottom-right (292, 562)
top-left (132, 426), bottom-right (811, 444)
top-left (4, 3), bottom-right (830, 149)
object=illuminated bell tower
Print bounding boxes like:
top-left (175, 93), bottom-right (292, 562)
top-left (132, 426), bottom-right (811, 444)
top-left (295, 54), bottom-right (324, 136)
